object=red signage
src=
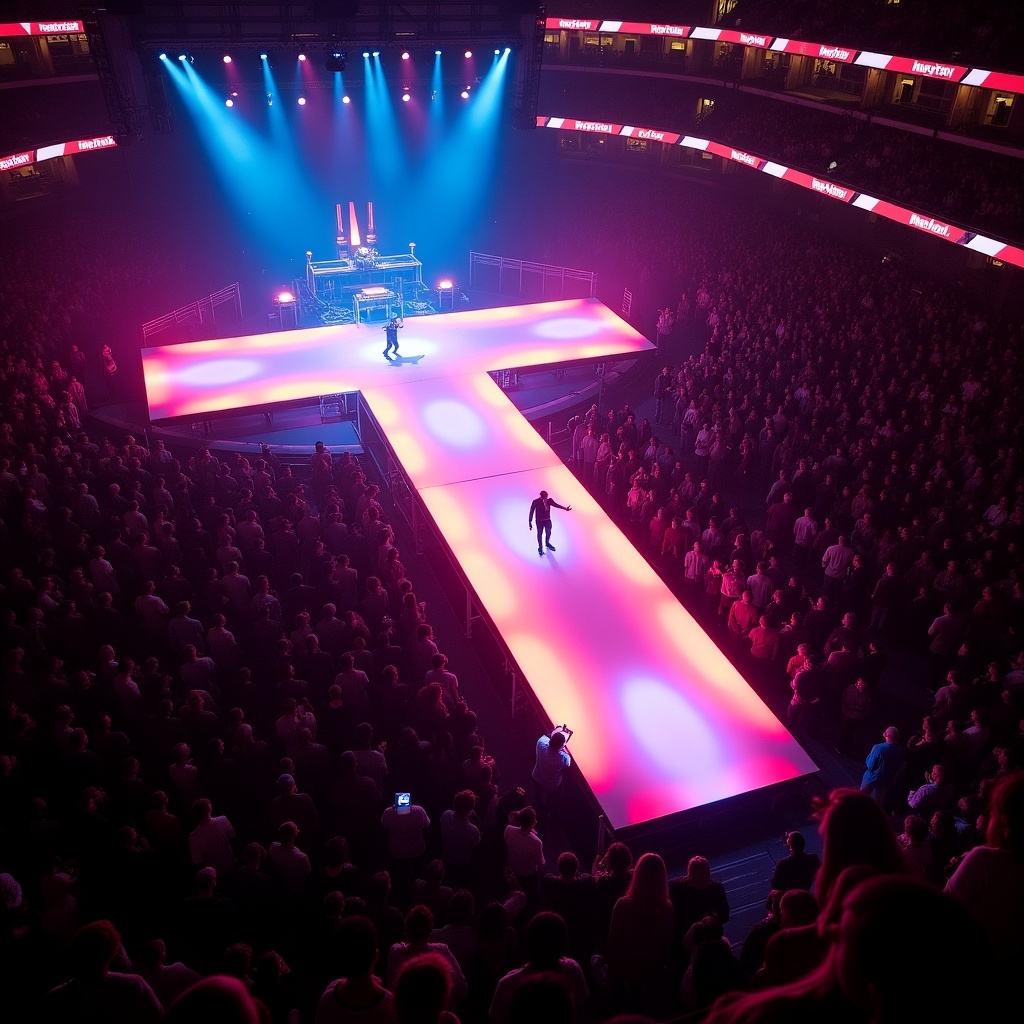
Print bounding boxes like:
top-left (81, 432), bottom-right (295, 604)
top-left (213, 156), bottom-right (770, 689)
top-left (884, 55), bottom-right (968, 82)
top-left (0, 149), bottom-right (34, 171)
top-left (545, 17), bottom-right (600, 31)
top-left (536, 112), bottom-right (1024, 271)
top-left (0, 20), bottom-right (84, 36)
top-left (544, 13), bottom-right (1024, 91)
top-left (1, 134), bottom-right (117, 174)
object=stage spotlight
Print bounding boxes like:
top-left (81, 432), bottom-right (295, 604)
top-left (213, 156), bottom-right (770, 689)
top-left (275, 289), bottom-right (296, 305)
top-left (402, 92), bottom-right (410, 102)
top-left (159, 52), bottom-right (167, 60)
top-left (342, 95), bottom-right (351, 104)
top-left (298, 53), bottom-right (307, 61)
top-left (438, 279), bottom-right (454, 290)
top-left (298, 96), bottom-right (306, 105)
top-left (461, 89), bottom-right (470, 99)
top-left (435, 49), bottom-right (442, 56)
top-left (325, 52), bottom-right (347, 71)
top-left (362, 51), bottom-right (370, 58)
top-left (225, 98), bottom-right (234, 107)
top-left (465, 50), bottom-right (472, 58)
top-left (260, 52), bottom-right (268, 60)
top-left (223, 55), bottom-right (232, 63)
top-left (494, 49), bottom-right (500, 55)
top-left (372, 50), bottom-right (380, 58)
top-left (402, 51), bottom-right (410, 60)
top-left (178, 53), bottom-right (192, 62)
top-left (505, 47), bottom-right (511, 54)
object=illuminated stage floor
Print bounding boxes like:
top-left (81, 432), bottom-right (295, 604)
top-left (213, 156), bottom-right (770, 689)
top-left (143, 298), bottom-right (817, 829)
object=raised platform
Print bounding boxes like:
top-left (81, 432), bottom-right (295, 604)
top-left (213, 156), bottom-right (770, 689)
top-left (140, 298), bottom-right (817, 829)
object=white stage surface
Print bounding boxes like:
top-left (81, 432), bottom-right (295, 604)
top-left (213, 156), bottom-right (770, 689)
top-left (143, 298), bottom-right (817, 828)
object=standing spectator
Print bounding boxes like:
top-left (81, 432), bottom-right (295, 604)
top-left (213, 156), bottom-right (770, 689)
top-left (314, 916), bottom-right (394, 1024)
top-left (268, 820), bottom-right (311, 897)
top-left (607, 852), bottom-right (674, 1015)
top-left (44, 919), bottom-right (162, 1023)
top-left (531, 726), bottom-right (571, 826)
top-left (769, 831), bottom-right (821, 893)
top-left (837, 677), bottom-right (872, 755)
top-left (860, 726), bottom-right (906, 806)
top-left (504, 806), bottom-right (544, 898)
top-left (381, 795), bottom-right (431, 871)
top-left (821, 536), bottom-right (853, 602)
top-left (440, 790), bottom-right (481, 886)
top-left (489, 912), bottom-right (588, 1024)
top-left (945, 771), bottom-right (1024, 968)
top-left (188, 797), bottom-right (237, 876)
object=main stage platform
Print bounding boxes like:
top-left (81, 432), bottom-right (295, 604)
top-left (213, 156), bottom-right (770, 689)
top-left (142, 298), bottom-right (817, 829)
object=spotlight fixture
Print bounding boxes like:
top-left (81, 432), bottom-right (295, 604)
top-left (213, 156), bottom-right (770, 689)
top-left (372, 50), bottom-right (380, 58)
top-left (223, 55), bottom-right (232, 64)
top-left (362, 51), bottom-right (370, 58)
top-left (461, 89), bottom-right (470, 99)
top-left (260, 52), bottom-right (268, 60)
top-left (402, 92), bottom-right (410, 102)
top-left (325, 51), bottom-right (347, 72)
top-left (225, 98), bottom-right (234, 107)
top-left (505, 47), bottom-right (511, 54)
top-left (494, 49), bottom-right (500, 55)
top-left (465, 50), bottom-right (472, 58)
top-left (435, 49), bottom-right (442, 56)
top-left (437, 279), bottom-right (454, 291)
top-left (298, 53), bottom-right (307, 62)
top-left (402, 51), bottom-right (410, 60)
top-left (177, 53), bottom-right (191, 62)
top-left (159, 52), bottom-right (167, 60)
top-left (342, 95), bottom-right (351, 104)
top-left (298, 96), bottom-right (306, 105)
top-left (276, 290), bottom-right (296, 304)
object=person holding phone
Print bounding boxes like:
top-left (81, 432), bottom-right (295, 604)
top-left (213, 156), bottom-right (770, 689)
top-left (382, 792), bottom-right (430, 864)
top-left (532, 726), bottom-right (572, 825)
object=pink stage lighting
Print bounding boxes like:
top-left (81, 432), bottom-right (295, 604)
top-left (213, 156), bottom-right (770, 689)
top-left (222, 55), bottom-right (232, 64)
top-left (140, 297), bottom-right (818, 828)
top-left (275, 290), bottom-right (295, 304)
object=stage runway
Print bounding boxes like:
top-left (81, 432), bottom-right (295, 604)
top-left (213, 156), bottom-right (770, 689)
top-left (143, 298), bottom-right (817, 829)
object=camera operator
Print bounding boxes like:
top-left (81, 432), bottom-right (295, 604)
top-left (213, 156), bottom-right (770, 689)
top-left (531, 725), bottom-right (572, 828)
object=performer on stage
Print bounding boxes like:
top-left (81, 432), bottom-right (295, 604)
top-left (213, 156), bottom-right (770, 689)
top-left (383, 318), bottom-right (402, 359)
top-left (528, 490), bottom-right (572, 556)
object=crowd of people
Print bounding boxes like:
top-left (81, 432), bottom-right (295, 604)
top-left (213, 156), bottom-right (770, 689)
top-left (2, 84), bottom-right (1024, 1024)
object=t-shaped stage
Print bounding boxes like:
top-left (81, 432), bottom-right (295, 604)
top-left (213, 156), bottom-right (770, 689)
top-left (141, 298), bottom-right (817, 829)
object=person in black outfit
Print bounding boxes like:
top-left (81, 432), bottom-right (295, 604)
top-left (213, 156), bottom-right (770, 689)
top-left (528, 490), bottom-right (572, 556)
top-left (768, 831), bottom-right (821, 892)
top-left (383, 318), bottom-right (401, 359)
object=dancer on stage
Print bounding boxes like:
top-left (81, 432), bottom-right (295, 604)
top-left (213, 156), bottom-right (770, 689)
top-left (528, 490), bottom-right (572, 556)
top-left (383, 318), bottom-right (402, 359)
